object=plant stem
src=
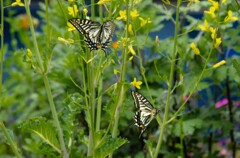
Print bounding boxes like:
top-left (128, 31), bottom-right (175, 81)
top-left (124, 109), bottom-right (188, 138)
top-left (226, 74), bottom-right (236, 158)
top-left (109, 1), bottom-right (129, 157)
top-left (24, 1), bottom-right (68, 157)
top-left (86, 1), bottom-right (96, 156)
top-left (86, 51), bottom-right (96, 157)
top-left (0, 122), bottom-right (22, 158)
top-left (96, 77), bottom-right (103, 131)
top-left (0, 1), bottom-right (22, 157)
top-left (153, 0), bottom-right (181, 157)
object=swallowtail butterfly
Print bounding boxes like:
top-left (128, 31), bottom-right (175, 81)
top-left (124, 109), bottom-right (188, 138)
top-left (68, 19), bottom-right (115, 52)
top-left (131, 91), bottom-right (159, 138)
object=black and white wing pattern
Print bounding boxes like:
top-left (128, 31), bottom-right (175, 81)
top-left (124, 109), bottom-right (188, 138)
top-left (68, 19), bottom-right (115, 51)
top-left (131, 91), bottom-right (159, 138)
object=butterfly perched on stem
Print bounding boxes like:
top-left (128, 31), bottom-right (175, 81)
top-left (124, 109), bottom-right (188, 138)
top-left (68, 19), bottom-right (115, 52)
top-left (131, 91), bottom-right (160, 138)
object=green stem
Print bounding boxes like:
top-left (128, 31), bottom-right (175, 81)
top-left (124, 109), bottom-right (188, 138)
top-left (0, 122), bottom-right (22, 158)
top-left (0, 1), bottom-right (22, 157)
top-left (109, 0), bottom-right (129, 157)
top-left (96, 77), bottom-right (103, 131)
top-left (86, 51), bottom-right (96, 157)
top-left (137, 50), bottom-right (155, 106)
top-left (24, 1), bottom-right (68, 157)
top-left (153, 1), bottom-right (181, 157)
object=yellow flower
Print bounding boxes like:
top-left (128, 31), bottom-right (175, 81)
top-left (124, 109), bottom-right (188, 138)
top-left (204, 6), bottom-right (216, 18)
top-left (212, 1), bottom-right (219, 10)
top-left (97, 0), bottom-right (111, 5)
top-left (128, 24), bottom-right (134, 35)
top-left (187, 0), bottom-right (199, 6)
top-left (114, 69), bottom-right (120, 75)
top-left (67, 22), bottom-right (76, 31)
top-left (11, 0), bottom-right (24, 7)
top-left (68, 5), bottom-right (79, 17)
top-left (222, 0), bottom-right (226, 4)
top-left (27, 49), bottom-right (33, 58)
top-left (199, 20), bottom-right (209, 31)
top-left (128, 45), bottom-right (136, 56)
top-left (224, 10), bottom-right (238, 23)
top-left (68, 0), bottom-right (74, 2)
top-left (190, 42), bottom-right (200, 55)
top-left (214, 37), bottom-right (222, 48)
top-left (58, 37), bottom-right (74, 44)
top-left (128, 45), bottom-right (136, 60)
top-left (130, 77), bottom-right (143, 89)
top-left (130, 10), bottom-right (139, 20)
top-left (139, 17), bottom-right (152, 27)
top-left (213, 60), bottom-right (226, 68)
top-left (209, 27), bottom-right (217, 39)
top-left (129, 56), bottom-right (134, 61)
top-left (83, 8), bottom-right (88, 15)
top-left (121, 37), bottom-right (131, 46)
top-left (116, 10), bottom-right (127, 21)
top-left (111, 59), bottom-right (115, 64)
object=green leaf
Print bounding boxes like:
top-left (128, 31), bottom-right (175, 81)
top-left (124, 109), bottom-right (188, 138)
top-left (182, 118), bottom-right (203, 135)
top-left (232, 59), bottom-right (240, 77)
top-left (20, 117), bottom-right (61, 153)
top-left (95, 136), bottom-right (128, 158)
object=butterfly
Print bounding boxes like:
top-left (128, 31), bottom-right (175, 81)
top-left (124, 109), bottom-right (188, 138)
top-left (68, 18), bottom-right (115, 52)
top-left (131, 91), bottom-right (160, 138)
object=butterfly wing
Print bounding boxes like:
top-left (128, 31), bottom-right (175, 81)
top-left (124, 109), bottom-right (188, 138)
top-left (68, 19), bottom-right (115, 51)
top-left (86, 20), bottom-right (115, 51)
top-left (99, 21), bottom-right (115, 44)
top-left (131, 91), bottom-right (158, 138)
top-left (68, 19), bottom-right (101, 34)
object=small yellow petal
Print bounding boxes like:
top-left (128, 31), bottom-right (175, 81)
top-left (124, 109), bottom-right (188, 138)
top-left (130, 77), bottom-right (143, 89)
top-left (213, 60), bottom-right (226, 68)
top-left (128, 24), bottom-right (134, 35)
top-left (67, 22), bottom-right (76, 31)
top-left (130, 10), bottom-right (139, 20)
top-left (129, 56), bottom-right (134, 61)
top-left (83, 8), bottom-right (88, 15)
top-left (128, 45), bottom-right (136, 56)
top-left (97, 0), bottom-right (111, 5)
top-left (11, 0), bottom-right (24, 7)
top-left (214, 38), bottom-right (222, 48)
top-left (117, 10), bottom-right (127, 21)
top-left (190, 42), bottom-right (200, 55)
top-left (58, 37), bottom-right (74, 44)
top-left (113, 69), bottom-right (120, 75)
top-left (27, 49), bottom-right (32, 58)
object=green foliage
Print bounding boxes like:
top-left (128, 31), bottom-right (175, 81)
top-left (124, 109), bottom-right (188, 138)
top-left (0, 0), bottom-right (240, 157)
top-left (20, 117), bottom-right (61, 154)
top-left (95, 136), bottom-right (128, 158)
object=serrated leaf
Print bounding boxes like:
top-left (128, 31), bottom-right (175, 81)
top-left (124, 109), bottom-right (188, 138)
top-left (232, 59), bottom-right (240, 77)
top-left (20, 117), bottom-right (61, 153)
top-left (95, 136), bottom-right (128, 158)
top-left (182, 118), bottom-right (203, 135)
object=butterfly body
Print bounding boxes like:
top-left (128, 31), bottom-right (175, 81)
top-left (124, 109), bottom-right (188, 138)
top-left (131, 91), bottom-right (159, 138)
top-left (68, 19), bottom-right (115, 52)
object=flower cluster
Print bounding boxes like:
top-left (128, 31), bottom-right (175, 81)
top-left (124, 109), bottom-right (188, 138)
top-left (11, 0), bottom-right (24, 7)
top-left (190, 42), bottom-right (200, 55)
